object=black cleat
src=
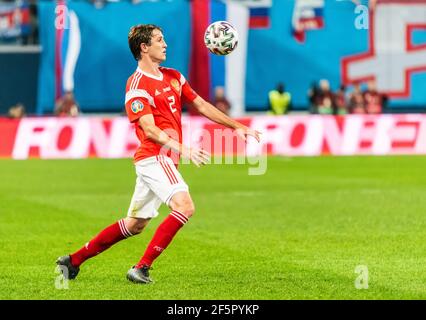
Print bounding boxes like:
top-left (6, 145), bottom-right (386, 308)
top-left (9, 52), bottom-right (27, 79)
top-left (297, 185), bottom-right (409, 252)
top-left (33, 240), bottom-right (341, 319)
top-left (56, 255), bottom-right (80, 280)
top-left (126, 265), bottom-right (153, 284)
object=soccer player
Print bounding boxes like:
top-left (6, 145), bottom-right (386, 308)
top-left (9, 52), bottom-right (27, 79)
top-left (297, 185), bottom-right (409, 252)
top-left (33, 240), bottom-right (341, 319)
top-left (56, 24), bottom-right (260, 284)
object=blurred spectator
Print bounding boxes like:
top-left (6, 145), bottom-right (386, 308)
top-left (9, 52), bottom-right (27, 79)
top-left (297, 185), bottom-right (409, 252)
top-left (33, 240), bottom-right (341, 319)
top-left (363, 79), bottom-right (384, 114)
top-left (23, 0), bottom-right (38, 45)
top-left (8, 102), bottom-right (25, 118)
top-left (348, 82), bottom-right (366, 114)
top-left (268, 82), bottom-right (291, 115)
top-left (54, 91), bottom-right (80, 117)
top-left (91, 0), bottom-right (107, 9)
top-left (315, 79), bottom-right (334, 115)
top-left (334, 85), bottom-right (348, 115)
top-left (307, 81), bottom-right (320, 113)
top-left (213, 86), bottom-right (231, 115)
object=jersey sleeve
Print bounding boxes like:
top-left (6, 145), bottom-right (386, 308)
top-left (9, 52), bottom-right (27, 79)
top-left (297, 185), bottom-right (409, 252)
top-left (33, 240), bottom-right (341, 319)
top-left (125, 89), bottom-right (154, 123)
top-left (179, 72), bottom-right (198, 103)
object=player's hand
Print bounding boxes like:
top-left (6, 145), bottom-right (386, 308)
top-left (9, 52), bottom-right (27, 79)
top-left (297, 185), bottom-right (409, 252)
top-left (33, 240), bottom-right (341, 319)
top-left (182, 146), bottom-right (210, 167)
top-left (235, 127), bottom-right (261, 143)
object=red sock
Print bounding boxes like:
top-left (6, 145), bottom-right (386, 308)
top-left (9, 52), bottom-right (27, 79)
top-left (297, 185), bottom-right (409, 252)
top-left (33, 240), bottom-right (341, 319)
top-left (136, 210), bottom-right (188, 268)
top-left (70, 219), bottom-right (133, 267)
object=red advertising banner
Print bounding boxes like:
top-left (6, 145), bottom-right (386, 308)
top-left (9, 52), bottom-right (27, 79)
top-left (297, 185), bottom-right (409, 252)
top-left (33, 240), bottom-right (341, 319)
top-left (1, 115), bottom-right (425, 159)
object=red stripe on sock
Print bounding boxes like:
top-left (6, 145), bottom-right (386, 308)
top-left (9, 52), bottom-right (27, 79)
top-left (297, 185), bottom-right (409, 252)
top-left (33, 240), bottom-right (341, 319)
top-left (119, 219), bottom-right (132, 238)
top-left (171, 210), bottom-right (188, 224)
top-left (170, 212), bottom-right (187, 225)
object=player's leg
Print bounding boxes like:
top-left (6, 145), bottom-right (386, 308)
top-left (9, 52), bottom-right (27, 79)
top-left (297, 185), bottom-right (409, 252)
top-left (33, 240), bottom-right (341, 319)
top-left (127, 155), bottom-right (194, 284)
top-left (124, 217), bottom-right (150, 235)
top-left (127, 191), bottom-right (193, 284)
top-left (57, 217), bottom-right (148, 279)
top-left (56, 175), bottom-right (154, 280)
top-left (134, 191), bottom-right (194, 268)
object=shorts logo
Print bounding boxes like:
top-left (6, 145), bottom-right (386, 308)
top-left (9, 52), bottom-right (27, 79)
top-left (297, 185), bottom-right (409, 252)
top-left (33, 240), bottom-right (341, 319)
top-left (131, 100), bottom-right (144, 113)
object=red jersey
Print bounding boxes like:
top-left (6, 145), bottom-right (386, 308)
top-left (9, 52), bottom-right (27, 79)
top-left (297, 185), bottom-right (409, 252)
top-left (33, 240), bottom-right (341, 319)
top-left (125, 67), bottom-right (198, 163)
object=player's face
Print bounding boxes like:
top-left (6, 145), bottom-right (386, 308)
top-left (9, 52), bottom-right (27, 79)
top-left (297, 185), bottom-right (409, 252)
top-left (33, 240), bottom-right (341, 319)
top-left (148, 30), bottom-right (167, 63)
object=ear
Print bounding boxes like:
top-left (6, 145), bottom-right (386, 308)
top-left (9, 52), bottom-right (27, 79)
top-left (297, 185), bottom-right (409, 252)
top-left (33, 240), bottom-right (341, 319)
top-left (140, 43), bottom-right (149, 54)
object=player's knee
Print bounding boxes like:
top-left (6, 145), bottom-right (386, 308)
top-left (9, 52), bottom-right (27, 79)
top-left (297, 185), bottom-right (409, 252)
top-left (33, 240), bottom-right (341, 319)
top-left (173, 200), bottom-right (195, 219)
top-left (183, 202), bottom-right (195, 218)
top-left (125, 218), bottom-right (149, 235)
top-left (169, 192), bottom-right (195, 219)
top-left (128, 224), bottom-right (143, 235)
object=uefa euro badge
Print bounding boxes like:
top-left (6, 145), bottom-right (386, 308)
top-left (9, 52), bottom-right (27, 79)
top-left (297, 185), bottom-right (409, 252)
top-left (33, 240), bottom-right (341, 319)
top-left (131, 100), bottom-right (144, 113)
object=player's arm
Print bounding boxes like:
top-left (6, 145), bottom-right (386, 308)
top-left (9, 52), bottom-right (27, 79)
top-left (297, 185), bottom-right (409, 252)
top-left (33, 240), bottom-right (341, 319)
top-left (191, 95), bottom-right (261, 142)
top-left (138, 114), bottom-right (209, 167)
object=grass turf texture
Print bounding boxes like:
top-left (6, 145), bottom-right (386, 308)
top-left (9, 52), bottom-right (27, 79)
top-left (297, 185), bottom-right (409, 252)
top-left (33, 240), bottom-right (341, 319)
top-left (0, 156), bottom-right (425, 300)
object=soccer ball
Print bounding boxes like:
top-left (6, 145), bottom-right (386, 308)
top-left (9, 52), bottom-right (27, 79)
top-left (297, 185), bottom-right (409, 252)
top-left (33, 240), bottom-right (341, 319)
top-left (204, 21), bottom-right (239, 55)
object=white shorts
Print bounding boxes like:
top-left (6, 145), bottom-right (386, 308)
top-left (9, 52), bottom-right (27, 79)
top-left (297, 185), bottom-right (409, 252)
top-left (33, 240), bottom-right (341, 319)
top-left (127, 155), bottom-right (189, 219)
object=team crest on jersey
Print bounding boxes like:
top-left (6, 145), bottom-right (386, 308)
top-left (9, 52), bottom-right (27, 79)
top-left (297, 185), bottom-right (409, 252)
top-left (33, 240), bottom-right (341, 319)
top-left (131, 100), bottom-right (144, 113)
top-left (170, 79), bottom-right (180, 93)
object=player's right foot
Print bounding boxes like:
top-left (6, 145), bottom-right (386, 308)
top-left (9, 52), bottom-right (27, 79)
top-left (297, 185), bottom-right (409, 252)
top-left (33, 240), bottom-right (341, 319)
top-left (126, 265), bottom-right (153, 284)
top-left (56, 255), bottom-right (80, 280)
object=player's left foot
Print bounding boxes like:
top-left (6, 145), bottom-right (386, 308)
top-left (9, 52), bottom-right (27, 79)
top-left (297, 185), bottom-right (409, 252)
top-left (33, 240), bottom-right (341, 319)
top-left (126, 265), bottom-right (153, 284)
top-left (56, 255), bottom-right (80, 280)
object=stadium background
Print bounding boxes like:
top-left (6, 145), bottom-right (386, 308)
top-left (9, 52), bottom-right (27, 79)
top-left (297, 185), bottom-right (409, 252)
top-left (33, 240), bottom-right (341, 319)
top-left (1, 0), bottom-right (426, 158)
top-left (1, 0), bottom-right (426, 115)
top-left (1, 0), bottom-right (426, 300)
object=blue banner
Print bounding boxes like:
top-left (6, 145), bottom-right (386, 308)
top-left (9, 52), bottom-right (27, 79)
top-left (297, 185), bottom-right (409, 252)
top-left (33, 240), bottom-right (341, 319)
top-left (37, 0), bottom-right (191, 114)
top-left (37, 0), bottom-right (426, 114)
top-left (246, 0), bottom-right (426, 110)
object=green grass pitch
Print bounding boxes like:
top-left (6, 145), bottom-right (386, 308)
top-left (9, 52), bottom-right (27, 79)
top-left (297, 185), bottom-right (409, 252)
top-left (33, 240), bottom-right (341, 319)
top-left (1, 156), bottom-right (426, 299)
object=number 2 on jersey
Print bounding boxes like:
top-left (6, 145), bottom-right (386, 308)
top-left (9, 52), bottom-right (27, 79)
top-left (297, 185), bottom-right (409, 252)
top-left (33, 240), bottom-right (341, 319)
top-left (167, 96), bottom-right (177, 113)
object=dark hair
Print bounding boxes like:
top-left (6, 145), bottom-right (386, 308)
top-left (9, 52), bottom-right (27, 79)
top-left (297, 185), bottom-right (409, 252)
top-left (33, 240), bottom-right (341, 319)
top-left (128, 24), bottom-right (162, 61)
